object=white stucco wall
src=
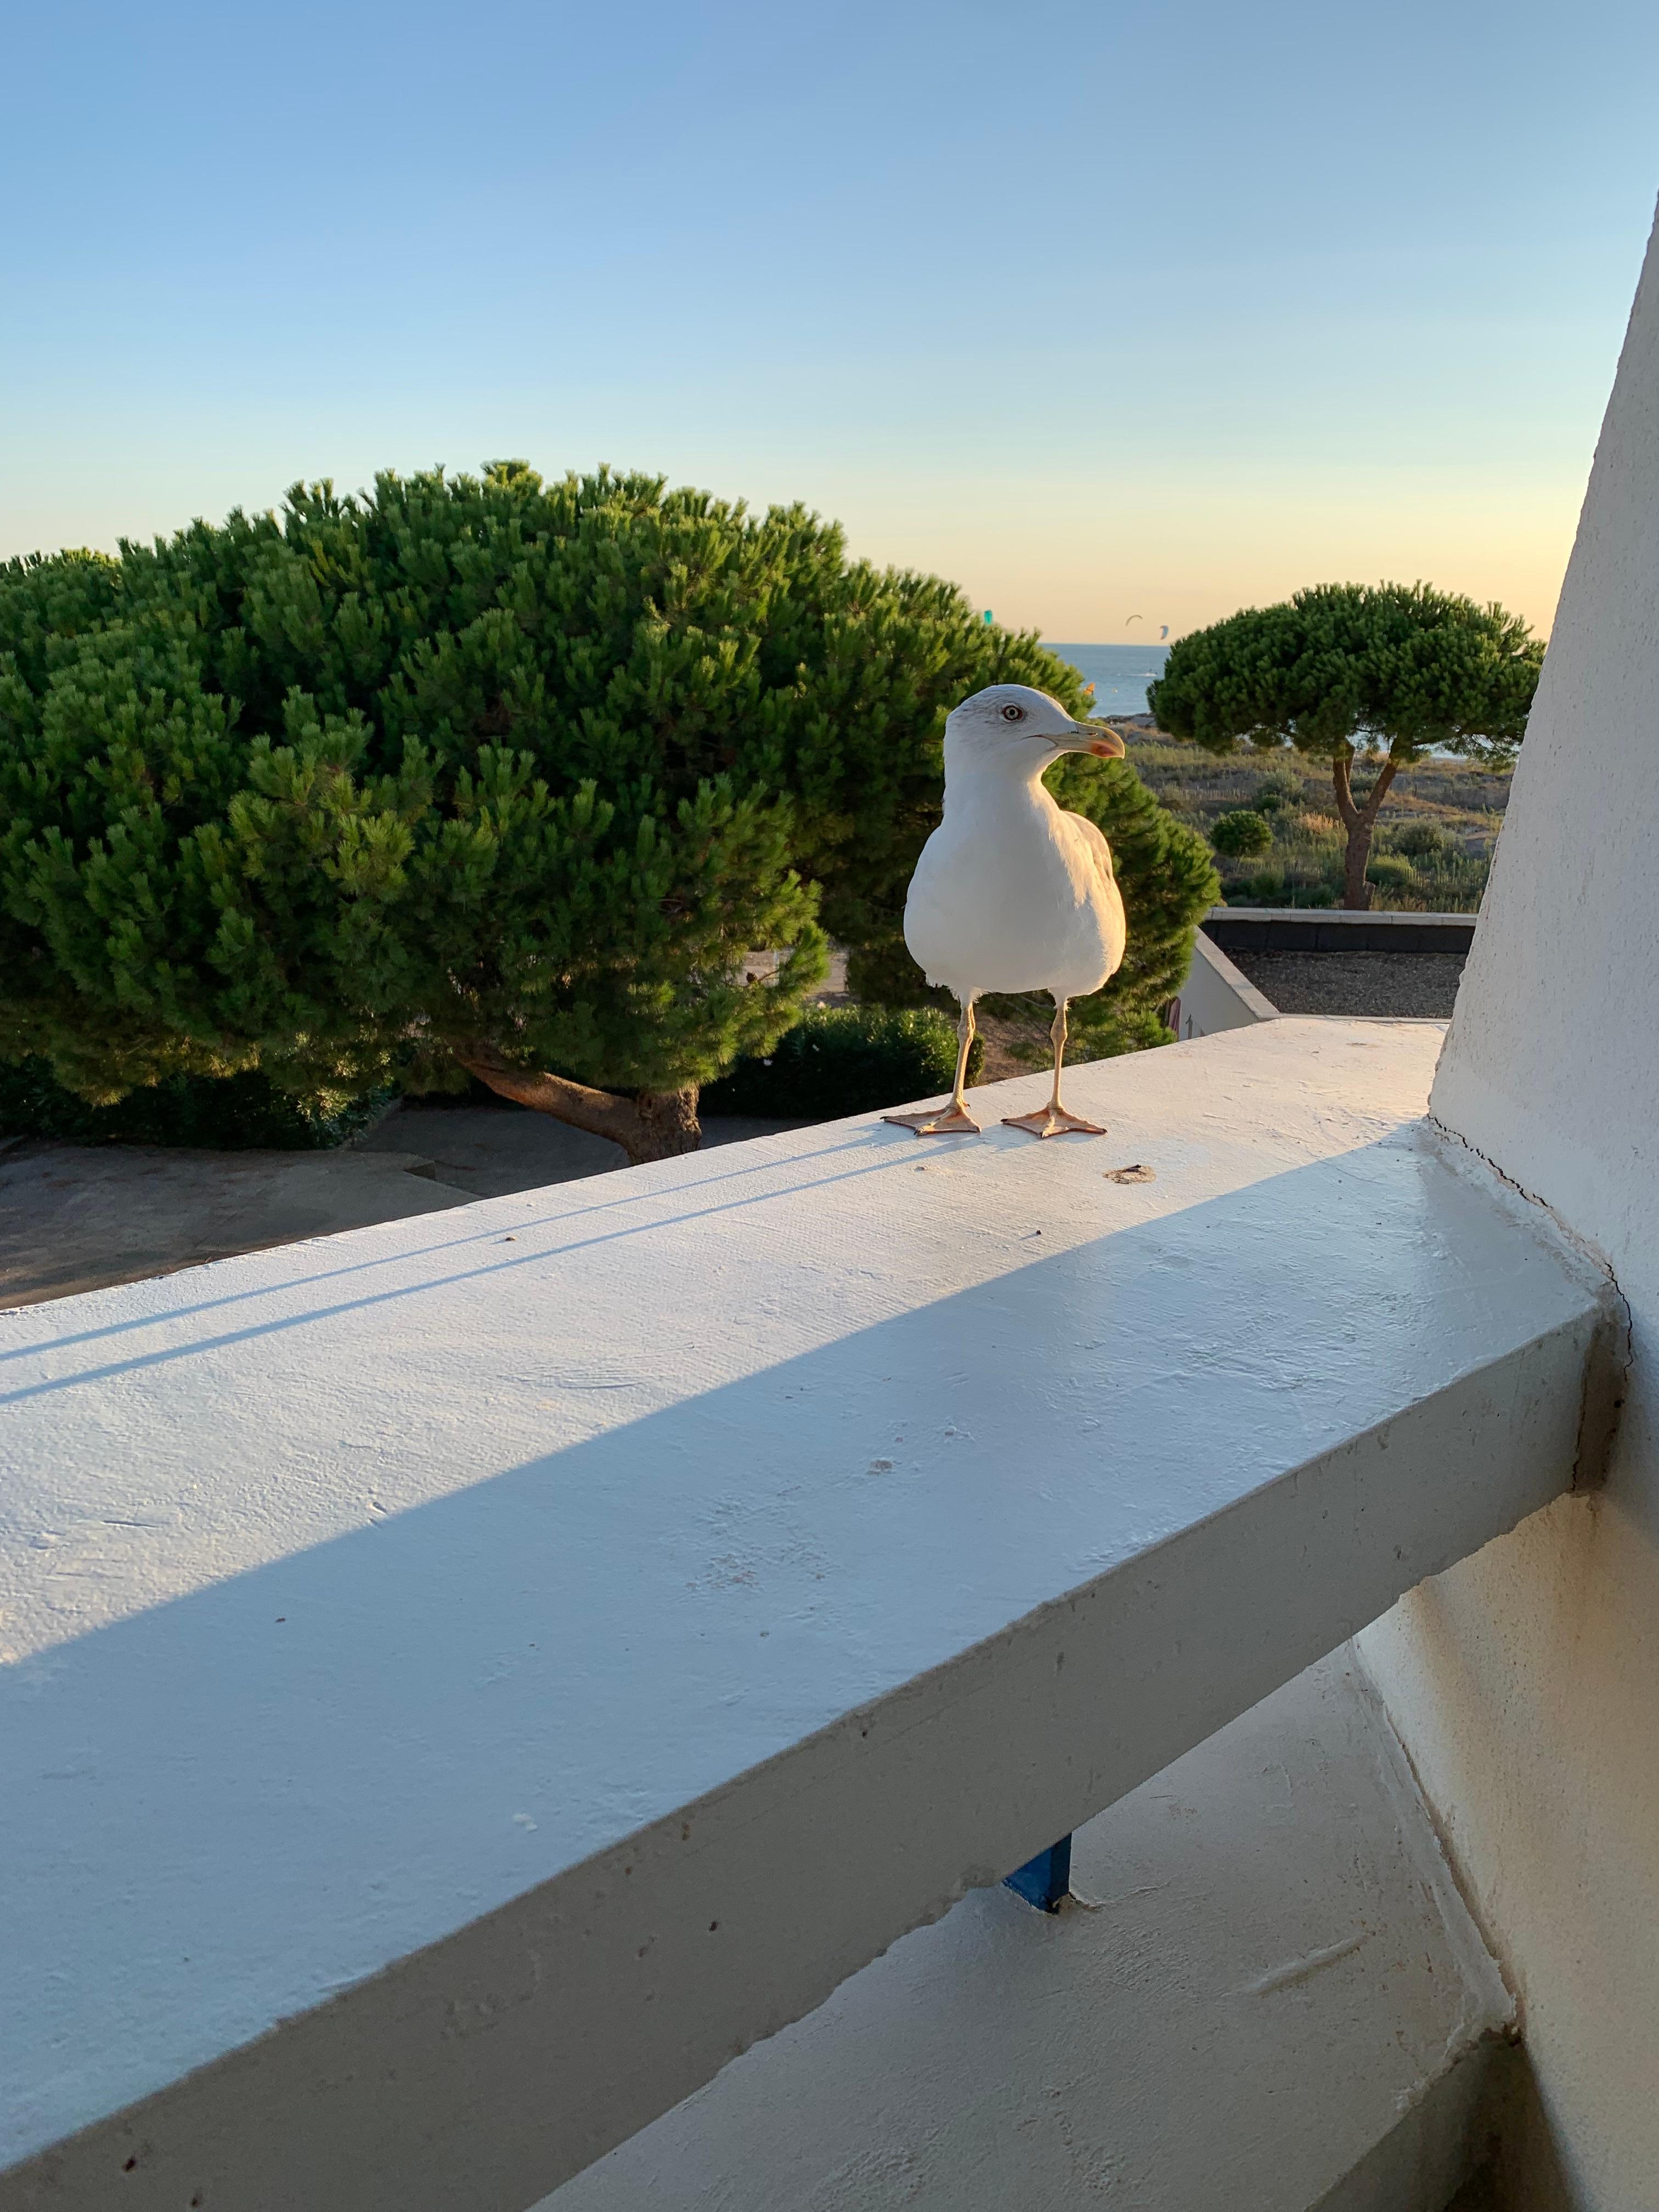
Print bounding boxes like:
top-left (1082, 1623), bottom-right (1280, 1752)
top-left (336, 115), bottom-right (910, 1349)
top-left (1172, 929), bottom-right (1277, 1037)
top-left (541, 1651), bottom-right (1513, 2212)
top-left (1357, 202), bottom-right (1659, 2209)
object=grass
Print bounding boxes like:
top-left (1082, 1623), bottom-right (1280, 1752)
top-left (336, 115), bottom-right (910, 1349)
top-left (1122, 728), bottom-right (1511, 911)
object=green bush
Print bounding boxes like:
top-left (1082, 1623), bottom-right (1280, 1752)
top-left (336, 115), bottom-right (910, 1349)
top-left (0, 464), bottom-right (1213, 1162)
top-left (0, 1059), bottom-right (390, 1149)
top-left (701, 1005), bottom-right (982, 1119)
top-left (1251, 771), bottom-right (1306, 814)
top-left (1211, 809), bottom-right (1274, 858)
top-left (1220, 873), bottom-right (1339, 910)
top-left (1391, 821), bottom-right (1450, 859)
top-left (1365, 854), bottom-right (1418, 890)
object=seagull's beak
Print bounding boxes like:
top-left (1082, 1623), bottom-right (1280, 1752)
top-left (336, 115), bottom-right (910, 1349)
top-left (1052, 721), bottom-right (1126, 759)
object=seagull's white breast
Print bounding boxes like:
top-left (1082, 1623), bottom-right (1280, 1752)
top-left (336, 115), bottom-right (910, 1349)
top-left (902, 777), bottom-right (1127, 1002)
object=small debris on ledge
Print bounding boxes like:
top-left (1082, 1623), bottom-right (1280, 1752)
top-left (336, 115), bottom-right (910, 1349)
top-left (1104, 1163), bottom-right (1156, 1183)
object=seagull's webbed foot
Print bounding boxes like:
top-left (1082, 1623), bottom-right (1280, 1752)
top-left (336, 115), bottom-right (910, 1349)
top-left (883, 1104), bottom-right (981, 1137)
top-left (1002, 1105), bottom-right (1107, 1139)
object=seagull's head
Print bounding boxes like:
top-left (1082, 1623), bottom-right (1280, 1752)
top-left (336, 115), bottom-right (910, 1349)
top-left (944, 684), bottom-right (1127, 781)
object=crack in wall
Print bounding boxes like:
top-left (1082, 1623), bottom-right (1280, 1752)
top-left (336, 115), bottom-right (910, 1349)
top-left (1425, 1114), bottom-right (1632, 1489)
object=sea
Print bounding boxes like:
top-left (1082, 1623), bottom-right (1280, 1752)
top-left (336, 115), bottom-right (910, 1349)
top-left (1045, 642), bottom-right (1170, 717)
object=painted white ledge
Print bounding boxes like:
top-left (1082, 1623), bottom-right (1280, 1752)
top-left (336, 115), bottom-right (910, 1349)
top-left (0, 1021), bottom-right (1610, 2212)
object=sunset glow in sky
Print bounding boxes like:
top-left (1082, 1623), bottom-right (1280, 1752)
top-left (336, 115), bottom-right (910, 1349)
top-left (4, 0), bottom-right (1656, 642)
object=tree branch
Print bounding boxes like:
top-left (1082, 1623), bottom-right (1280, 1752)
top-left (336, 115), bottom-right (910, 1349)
top-left (456, 1042), bottom-right (700, 1165)
top-left (1357, 753), bottom-right (1400, 827)
top-left (1330, 746), bottom-right (1361, 831)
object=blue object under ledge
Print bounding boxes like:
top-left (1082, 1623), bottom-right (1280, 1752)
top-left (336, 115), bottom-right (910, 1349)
top-left (1004, 1835), bottom-right (1071, 1912)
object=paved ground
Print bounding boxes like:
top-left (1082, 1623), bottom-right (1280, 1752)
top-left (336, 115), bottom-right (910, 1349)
top-left (1226, 948), bottom-right (1469, 1019)
top-left (0, 1104), bottom-right (805, 1309)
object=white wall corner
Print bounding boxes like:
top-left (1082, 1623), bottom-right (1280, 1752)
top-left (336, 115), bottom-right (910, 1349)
top-left (1430, 196), bottom-right (1659, 1301)
top-left (1365, 193), bottom-right (1659, 2212)
top-left (1178, 928), bottom-right (1279, 1036)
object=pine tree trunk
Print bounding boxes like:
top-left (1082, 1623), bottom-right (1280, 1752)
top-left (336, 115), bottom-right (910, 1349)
top-left (1330, 748), bottom-right (1400, 912)
top-left (1342, 826), bottom-right (1372, 911)
top-left (455, 1043), bottom-right (701, 1165)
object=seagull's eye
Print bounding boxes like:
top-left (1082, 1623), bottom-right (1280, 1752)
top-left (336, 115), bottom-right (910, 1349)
top-left (1000, 704), bottom-right (1025, 723)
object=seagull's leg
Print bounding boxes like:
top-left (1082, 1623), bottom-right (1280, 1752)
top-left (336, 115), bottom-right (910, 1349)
top-left (950, 998), bottom-right (978, 1115)
top-left (1002, 995), bottom-right (1107, 1139)
top-left (883, 994), bottom-right (981, 1136)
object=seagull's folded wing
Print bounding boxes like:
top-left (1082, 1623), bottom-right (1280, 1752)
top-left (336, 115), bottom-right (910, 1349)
top-left (1069, 811), bottom-right (1116, 884)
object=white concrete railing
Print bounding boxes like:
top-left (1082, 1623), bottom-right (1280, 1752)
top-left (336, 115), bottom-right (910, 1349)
top-left (0, 1019), bottom-right (1616, 2212)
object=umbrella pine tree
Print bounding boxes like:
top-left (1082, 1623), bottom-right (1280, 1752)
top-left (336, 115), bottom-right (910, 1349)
top-left (1148, 583), bottom-right (1543, 910)
top-left (2, 464), bottom-right (1216, 1156)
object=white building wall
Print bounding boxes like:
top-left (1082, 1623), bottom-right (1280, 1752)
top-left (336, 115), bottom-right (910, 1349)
top-left (542, 1652), bottom-right (1513, 2212)
top-left (1357, 203), bottom-right (1659, 2209)
top-left (1169, 928), bottom-right (1277, 1038)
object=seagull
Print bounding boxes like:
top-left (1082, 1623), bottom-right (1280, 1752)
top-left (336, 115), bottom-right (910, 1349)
top-left (885, 685), bottom-right (1128, 1141)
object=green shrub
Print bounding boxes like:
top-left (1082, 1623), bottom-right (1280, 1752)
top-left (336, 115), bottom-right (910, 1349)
top-left (1251, 771), bottom-right (1306, 814)
top-left (0, 1059), bottom-right (390, 1149)
top-left (1365, 854), bottom-right (1418, 890)
top-left (701, 1005), bottom-right (984, 1119)
top-left (1391, 821), bottom-right (1450, 859)
top-left (1220, 872), bottom-right (1339, 910)
top-left (0, 465), bottom-right (1212, 1163)
top-left (1211, 809), bottom-right (1275, 858)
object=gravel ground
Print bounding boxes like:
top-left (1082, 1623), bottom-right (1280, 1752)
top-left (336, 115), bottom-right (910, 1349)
top-left (1225, 949), bottom-right (1468, 1019)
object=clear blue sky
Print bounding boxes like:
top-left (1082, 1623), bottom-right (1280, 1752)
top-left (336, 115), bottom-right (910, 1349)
top-left (3, 0), bottom-right (1655, 637)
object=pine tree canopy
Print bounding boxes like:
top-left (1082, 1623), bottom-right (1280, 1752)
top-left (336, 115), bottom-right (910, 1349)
top-left (1, 463), bottom-right (1216, 1155)
top-left (1148, 582), bottom-right (1542, 910)
top-left (1147, 582), bottom-right (1542, 763)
